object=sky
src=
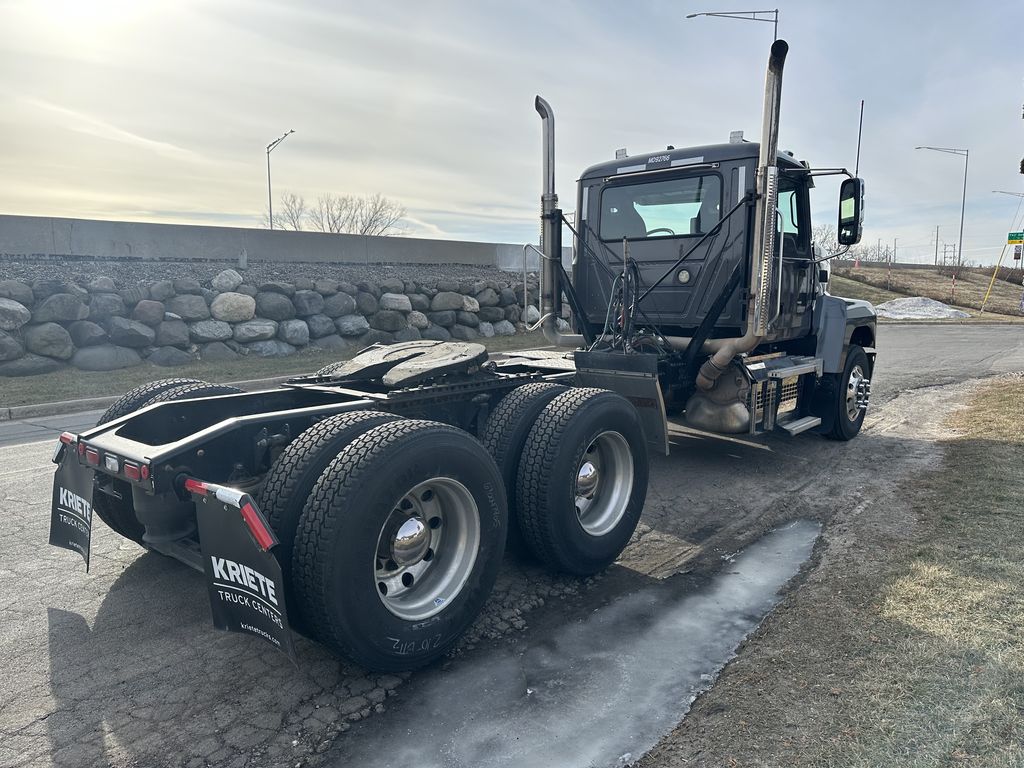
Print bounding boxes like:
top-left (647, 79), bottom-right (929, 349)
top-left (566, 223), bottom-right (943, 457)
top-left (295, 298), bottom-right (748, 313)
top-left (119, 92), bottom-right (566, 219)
top-left (1, 0), bottom-right (1022, 265)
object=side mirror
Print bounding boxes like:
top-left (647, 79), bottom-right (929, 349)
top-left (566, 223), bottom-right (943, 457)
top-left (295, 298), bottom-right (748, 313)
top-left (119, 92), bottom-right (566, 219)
top-left (838, 178), bottom-right (865, 245)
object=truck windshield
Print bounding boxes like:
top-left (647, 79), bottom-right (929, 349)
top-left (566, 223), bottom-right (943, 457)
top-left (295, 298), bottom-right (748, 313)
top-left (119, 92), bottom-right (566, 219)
top-left (599, 174), bottom-right (721, 241)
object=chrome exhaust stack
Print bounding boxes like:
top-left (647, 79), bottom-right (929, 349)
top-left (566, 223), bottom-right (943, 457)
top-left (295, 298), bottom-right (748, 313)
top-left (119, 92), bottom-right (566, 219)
top-left (535, 95), bottom-right (585, 348)
top-left (695, 40), bottom-right (788, 391)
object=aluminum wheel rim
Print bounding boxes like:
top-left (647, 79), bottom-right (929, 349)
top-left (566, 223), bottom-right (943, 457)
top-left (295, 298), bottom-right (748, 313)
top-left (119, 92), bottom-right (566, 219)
top-left (574, 430), bottom-right (634, 537)
top-left (374, 477), bottom-right (480, 621)
top-left (846, 364), bottom-right (865, 422)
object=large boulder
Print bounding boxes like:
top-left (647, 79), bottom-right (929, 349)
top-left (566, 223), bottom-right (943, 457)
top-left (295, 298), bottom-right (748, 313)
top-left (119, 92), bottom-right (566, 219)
top-left (426, 310), bottom-right (456, 328)
top-left (358, 329), bottom-right (394, 346)
top-left (430, 291), bottom-right (464, 312)
top-left (0, 280), bottom-right (34, 306)
top-left (379, 278), bottom-right (405, 294)
top-left (462, 295), bottom-right (480, 313)
top-left (504, 305), bottom-right (522, 323)
top-left (68, 320), bottom-right (108, 348)
top-left (155, 319), bottom-right (190, 348)
top-left (322, 292), bottom-right (357, 318)
top-left (88, 293), bottom-right (126, 321)
top-left (259, 281), bottom-right (296, 297)
top-left (211, 269), bottom-right (244, 292)
top-left (306, 314), bottom-right (336, 339)
top-left (166, 294), bottom-right (211, 322)
top-left (408, 311), bottom-right (429, 330)
top-left (0, 298), bottom-right (32, 331)
top-left (499, 287), bottom-right (517, 307)
top-left (234, 319), bottom-right (278, 343)
top-left (236, 284), bottom-right (258, 298)
top-left (394, 327), bottom-right (422, 342)
top-left (492, 320), bottom-right (516, 336)
top-left (356, 281), bottom-right (380, 298)
top-left (147, 346), bottom-right (194, 367)
top-left (475, 287), bottom-right (500, 307)
top-left (450, 324), bottom-right (479, 341)
top-left (149, 280), bottom-right (175, 301)
top-left (456, 311), bottom-right (479, 328)
top-left (31, 279), bottom-right (68, 302)
top-left (255, 292), bottom-right (296, 321)
top-left (294, 277), bottom-right (315, 291)
top-left (314, 279), bottom-right (339, 296)
top-left (409, 293), bottom-right (431, 312)
top-left (369, 310), bottom-right (407, 332)
top-left (132, 299), bottom-right (165, 327)
top-left (86, 276), bottom-right (117, 293)
top-left (335, 314), bottom-right (371, 337)
top-left (436, 280), bottom-right (459, 292)
top-left (477, 306), bottom-right (505, 323)
top-left (245, 339), bottom-right (296, 358)
top-left (309, 334), bottom-right (353, 353)
top-left (477, 321), bottom-right (495, 338)
top-left (0, 353), bottom-right (63, 377)
top-left (107, 317), bottom-right (156, 348)
top-left (337, 281), bottom-right (358, 296)
top-left (355, 292), bottom-right (378, 316)
top-left (379, 292), bottom-right (412, 312)
top-left (200, 341), bottom-right (239, 361)
top-left (421, 325), bottom-right (452, 342)
top-left (32, 294), bottom-right (88, 324)
top-left (0, 330), bottom-right (24, 361)
top-left (71, 345), bottom-right (142, 372)
top-left (210, 292), bottom-right (256, 323)
top-left (118, 286), bottom-right (148, 307)
top-left (292, 290), bottom-right (325, 317)
top-left (278, 319), bottom-right (310, 346)
top-left (24, 323), bottom-right (73, 359)
top-left (189, 319), bottom-right (234, 343)
top-left (523, 305), bottom-right (542, 324)
top-left (173, 278), bottom-right (203, 295)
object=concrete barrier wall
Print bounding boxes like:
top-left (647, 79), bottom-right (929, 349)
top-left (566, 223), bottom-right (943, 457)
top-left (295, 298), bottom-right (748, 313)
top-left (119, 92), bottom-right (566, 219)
top-left (0, 214), bottom-right (550, 270)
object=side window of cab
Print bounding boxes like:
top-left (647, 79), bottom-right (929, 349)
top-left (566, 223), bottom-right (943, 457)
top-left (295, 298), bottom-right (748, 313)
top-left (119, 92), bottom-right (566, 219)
top-left (777, 181), bottom-right (809, 259)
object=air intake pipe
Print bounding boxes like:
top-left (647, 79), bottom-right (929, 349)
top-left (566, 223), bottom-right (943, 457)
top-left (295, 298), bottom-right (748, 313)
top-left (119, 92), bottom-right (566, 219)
top-left (696, 39), bottom-right (789, 391)
top-left (535, 95), bottom-right (585, 348)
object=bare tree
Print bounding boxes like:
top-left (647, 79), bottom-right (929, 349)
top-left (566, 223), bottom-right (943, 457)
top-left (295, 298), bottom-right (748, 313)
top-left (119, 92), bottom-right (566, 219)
top-left (307, 193), bottom-right (406, 236)
top-left (261, 192), bottom-right (308, 231)
top-left (811, 224), bottom-right (843, 259)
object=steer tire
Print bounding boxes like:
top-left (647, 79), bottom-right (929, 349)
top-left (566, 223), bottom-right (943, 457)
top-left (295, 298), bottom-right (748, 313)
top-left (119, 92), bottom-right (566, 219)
top-left (292, 420), bottom-right (506, 671)
top-left (92, 380), bottom-right (241, 544)
top-left (826, 345), bottom-right (869, 441)
top-left (516, 388), bottom-right (648, 576)
top-left (481, 382), bottom-right (568, 554)
top-left (258, 410), bottom-right (404, 617)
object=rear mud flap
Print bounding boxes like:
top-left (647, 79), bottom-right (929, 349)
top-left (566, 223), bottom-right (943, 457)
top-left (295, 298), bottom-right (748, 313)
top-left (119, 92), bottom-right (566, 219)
top-left (188, 480), bottom-right (298, 665)
top-left (574, 350), bottom-right (669, 456)
top-left (49, 451), bottom-right (95, 570)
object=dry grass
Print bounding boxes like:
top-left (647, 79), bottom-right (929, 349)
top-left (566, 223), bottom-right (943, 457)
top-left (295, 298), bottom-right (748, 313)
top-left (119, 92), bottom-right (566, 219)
top-left (836, 265), bottom-right (1024, 317)
top-left (0, 332), bottom-right (547, 408)
top-left (829, 274), bottom-right (907, 305)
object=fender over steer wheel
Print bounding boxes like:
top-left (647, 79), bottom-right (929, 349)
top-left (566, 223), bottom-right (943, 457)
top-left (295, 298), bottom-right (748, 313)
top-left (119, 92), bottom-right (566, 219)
top-left (826, 345), bottom-right (870, 441)
top-left (292, 420), bottom-right (507, 671)
top-left (92, 380), bottom-right (243, 544)
top-left (258, 410), bottom-right (404, 616)
top-left (481, 382), bottom-right (568, 554)
top-left (516, 388), bottom-right (649, 575)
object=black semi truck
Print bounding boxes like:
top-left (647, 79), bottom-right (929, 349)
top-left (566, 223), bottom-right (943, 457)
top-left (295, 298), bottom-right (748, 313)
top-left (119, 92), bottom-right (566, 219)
top-left (49, 41), bottom-right (874, 671)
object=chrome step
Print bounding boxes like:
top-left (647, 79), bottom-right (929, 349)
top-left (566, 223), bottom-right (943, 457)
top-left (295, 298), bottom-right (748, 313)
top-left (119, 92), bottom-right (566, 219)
top-left (779, 415), bottom-right (822, 435)
top-left (767, 360), bottom-right (820, 379)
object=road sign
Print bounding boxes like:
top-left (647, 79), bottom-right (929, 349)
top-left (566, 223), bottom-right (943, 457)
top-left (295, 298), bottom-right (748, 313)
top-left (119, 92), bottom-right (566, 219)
top-left (1015, 245), bottom-right (1023, 260)
top-left (1009, 231), bottom-right (1024, 244)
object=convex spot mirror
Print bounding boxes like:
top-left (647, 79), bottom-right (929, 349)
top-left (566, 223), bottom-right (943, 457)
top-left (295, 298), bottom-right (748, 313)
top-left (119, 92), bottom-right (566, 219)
top-left (838, 178), bottom-right (865, 245)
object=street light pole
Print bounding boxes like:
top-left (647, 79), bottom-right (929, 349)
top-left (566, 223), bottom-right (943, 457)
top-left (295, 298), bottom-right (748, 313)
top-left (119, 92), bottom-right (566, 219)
top-left (685, 8), bottom-right (779, 40)
top-left (266, 129), bottom-right (295, 230)
top-left (916, 146), bottom-right (968, 269)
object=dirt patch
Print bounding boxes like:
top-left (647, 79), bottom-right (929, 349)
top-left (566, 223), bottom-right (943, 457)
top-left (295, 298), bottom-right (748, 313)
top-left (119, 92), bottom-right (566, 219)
top-left (638, 374), bottom-right (1024, 767)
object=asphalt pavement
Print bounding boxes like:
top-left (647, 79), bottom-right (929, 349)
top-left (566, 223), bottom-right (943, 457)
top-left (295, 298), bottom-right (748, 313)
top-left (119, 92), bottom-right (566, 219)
top-left (1, 323), bottom-right (1022, 768)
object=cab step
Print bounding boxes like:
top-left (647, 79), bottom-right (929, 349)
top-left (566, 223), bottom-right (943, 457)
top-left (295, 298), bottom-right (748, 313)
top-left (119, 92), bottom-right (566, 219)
top-left (779, 415), bottom-right (822, 436)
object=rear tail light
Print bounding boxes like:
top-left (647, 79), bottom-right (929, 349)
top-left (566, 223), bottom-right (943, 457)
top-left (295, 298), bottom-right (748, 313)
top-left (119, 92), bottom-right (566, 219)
top-left (104, 455), bottom-right (119, 473)
top-left (123, 462), bottom-right (141, 481)
top-left (85, 447), bottom-right (100, 466)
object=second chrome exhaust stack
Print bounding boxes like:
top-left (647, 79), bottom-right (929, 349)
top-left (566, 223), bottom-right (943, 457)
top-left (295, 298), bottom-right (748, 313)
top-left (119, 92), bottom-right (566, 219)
top-left (696, 39), bottom-right (789, 391)
top-left (535, 95), bottom-right (584, 348)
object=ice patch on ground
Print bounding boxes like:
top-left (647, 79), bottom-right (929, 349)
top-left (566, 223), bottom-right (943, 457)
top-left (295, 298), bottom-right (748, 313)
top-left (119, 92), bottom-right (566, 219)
top-left (874, 296), bottom-right (971, 320)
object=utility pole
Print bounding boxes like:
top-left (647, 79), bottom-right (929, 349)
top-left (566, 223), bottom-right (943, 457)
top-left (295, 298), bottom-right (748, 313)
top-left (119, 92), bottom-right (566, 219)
top-left (265, 129), bottom-right (295, 230)
top-left (934, 225), bottom-right (939, 266)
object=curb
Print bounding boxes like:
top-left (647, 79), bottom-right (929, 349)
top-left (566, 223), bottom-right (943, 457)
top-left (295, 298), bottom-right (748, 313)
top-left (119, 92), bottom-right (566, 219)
top-left (0, 375), bottom-right (297, 422)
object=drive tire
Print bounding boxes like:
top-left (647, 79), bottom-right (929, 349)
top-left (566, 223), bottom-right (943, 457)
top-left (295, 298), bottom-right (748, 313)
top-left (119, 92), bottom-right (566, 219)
top-left (292, 420), bottom-right (506, 672)
top-left (258, 410), bottom-right (404, 618)
top-left (481, 382), bottom-right (568, 554)
top-left (516, 388), bottom-right (648, 575)
top-left (92, 379), bottom-right (243, 544)
top-left (145, 382), bottom-right (245, 405)
top-left (826, 345), bottom-right (869, 441)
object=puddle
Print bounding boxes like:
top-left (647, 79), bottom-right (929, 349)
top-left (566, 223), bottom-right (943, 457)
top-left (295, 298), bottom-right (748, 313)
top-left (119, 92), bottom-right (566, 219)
top-left (327, 519), bottom-right (821, 768)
